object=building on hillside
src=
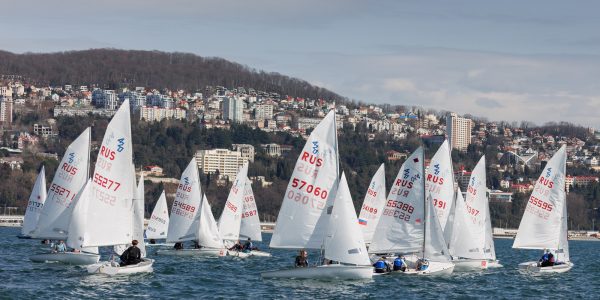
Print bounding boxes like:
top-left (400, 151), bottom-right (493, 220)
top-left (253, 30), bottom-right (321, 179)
top-left (0, 97), bottom-right (13, 125)
top-left (446, 112), bottom-right (473, 151)
top-left (231, 144), bottom-right (255, 162)
top-left (33, 124), bottom-right (57, 138)
top-left (255, 104), bottom-right (273, 120)
top-left (143, 165), bottom-right (164, 176)
top-left (140, 106), bottom-right (186, 122)
top-left (196, 148), bottom-right (254, 179)
top-left (386, 150), bottom-right (407, 161)
top-left (223, 97), bottom-right (243, 122)
top-left (489, 190), bottom-right (513, 203)
top-left (454, 168), bottom-right (472, 191)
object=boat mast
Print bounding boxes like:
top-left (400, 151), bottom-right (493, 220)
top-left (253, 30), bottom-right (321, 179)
top-left (421, 149), bottom-right (427, 260)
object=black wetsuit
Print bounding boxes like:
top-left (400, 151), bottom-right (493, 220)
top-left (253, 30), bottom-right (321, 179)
top-left (120, 246), bottom-right (142, 266)
top-left (295, 256), bottom-right (308, 267)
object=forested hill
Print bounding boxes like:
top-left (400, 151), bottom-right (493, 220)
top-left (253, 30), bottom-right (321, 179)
top-left (0, 49), bottom-right (343, 100)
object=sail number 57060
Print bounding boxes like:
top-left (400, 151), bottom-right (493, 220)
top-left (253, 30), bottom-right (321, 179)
top-left (291, 178), bottom-right (328, 199)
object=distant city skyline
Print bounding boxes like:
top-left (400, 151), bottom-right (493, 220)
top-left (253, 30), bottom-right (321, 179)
top-left (1, 0), bottom-right (599, 128)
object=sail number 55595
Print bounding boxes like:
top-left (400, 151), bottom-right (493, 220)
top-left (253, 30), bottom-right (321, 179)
top-left (291, 178), bottom-right (328, 199)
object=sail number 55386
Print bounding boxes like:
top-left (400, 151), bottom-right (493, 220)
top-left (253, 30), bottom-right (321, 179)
top-left (291, 178), bottom-right (328, 199)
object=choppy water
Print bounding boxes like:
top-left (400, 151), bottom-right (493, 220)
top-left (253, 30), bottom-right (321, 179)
top-left (0, 227), bottom-right (598, 299)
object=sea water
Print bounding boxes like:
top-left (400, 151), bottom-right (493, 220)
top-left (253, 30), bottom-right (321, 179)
top-left (0, 227), bottom-right (598, 299)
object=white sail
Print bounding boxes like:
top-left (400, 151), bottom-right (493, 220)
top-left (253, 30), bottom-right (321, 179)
top-left (146, 191), bottom-right (169, 240)
top-left (270, 110), bottom-right (339, 249)
top-left (357, 163), bottom-right (386, 244)
top-left (513, 146), bottom-right (569, 261)
top-left (370, 147), bottom-right (424, 253)
top-left (66, 179), bottom-right (99, 254)
top-left (79, 100), bottom-right (135, 247)
top-left (324, 173), bottom-right (370, 265)
top-left (449, 188), bottom-right (480, 258)
top-left (31, 128), bottom-right (91, 239)
top-left (166, 158), bottom-right (203, 243)
top-left (134, 173), bottom-right (146, 257)
top-left (218, 163), bottom-right (248, 242)
top-left (197, 194), bottom-right (225, 249)
top-left (424, 195), bottom-right (451, 262)
top-left (426, 140), bottom-right (455, 231)
top-left (462, 156), bottom-right (495, 259)
top-left (239, 177), bottom-right (262, 242)
top-left (22, 166), bottom-right (47, 236)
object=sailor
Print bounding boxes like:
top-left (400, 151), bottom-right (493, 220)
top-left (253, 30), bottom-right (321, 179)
top-left (120, 240), bottom-right (142, 266)
top-left (52, 240), bottom-right (67, 253)
top-left (393, 255), bottom-right (407, 272)
top-left (295, 249), bottom-right (309, 267)
top-left (416, 258), bottom-right (429, 271)
top-left (149, 239), bottom-right (156, 245)
top-left (539, 249), bottom-right (555, 267)
top-left (373, 256), bottom-right (391, 273)
top-left (229, 240), bottom-right (243, 251)
top-left (243, 238), bottom-right (254, 252)
top-left (193, 241), bottom-right (202, 249)
top-left (174, 242), bottom-right (184, 250)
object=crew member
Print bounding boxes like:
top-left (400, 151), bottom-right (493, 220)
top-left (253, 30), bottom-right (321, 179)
top-left (52, 240), bottom-right (67, 253)
top-left (243, 238), bottom-right (254, 252)
top-left (373, 256), bottom-right (391, 273)
top-left (120, 240), bottom-right (142, 266)
top-left (174, 242), bottom-right (183, 250)
top-left (539, 249), bottom-right (555, 267)
top-left (393, 255), bottom-right (407, 272)
top-left (295, 249), bottom-right (309, 267)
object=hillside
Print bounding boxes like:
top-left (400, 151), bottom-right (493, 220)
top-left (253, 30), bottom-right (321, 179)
top-left (0, 49), bottom-right (343, 101)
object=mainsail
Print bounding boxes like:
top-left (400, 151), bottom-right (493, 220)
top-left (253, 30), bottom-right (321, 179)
top-left (166, 158), bottom-right (203, 243)
top-left (239, 177), bottom-right (262, 242)
top-left (357, 164), bottom-right (386, 244)
top-left (425, 140), bottom-right (455, 231)
top-left (197, 194), bottom-right (225, 249)
top-left (31, 128), bottom-right (91, 239)
top-left (513, 146), bottom-right (569, 262)
top-left (22, 166), bottom-right (47, 237)
top-left (146, 191), bottom-right (169, 240)
top-left (270, 110), bottom-right (339, 249)
top-left (218, 163), bottom-right (249, 242)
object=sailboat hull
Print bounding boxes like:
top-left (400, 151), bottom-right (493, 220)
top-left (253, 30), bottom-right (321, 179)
top-left (518, 261), bottom-right (573, 273)
top-left (144, 242), bottom-right (175, 247)
top-left (87, 258), bottom-right (154, 275)
top-left (261, 265), bottom-right (373, 280)
top-left (248, 250), bottom-right (271, 257)
top-left (30, 252), bottom-right (100, 265)
top-left (398, 261), bottom-right (455, 275)
top-left (453, 259), bottom-right (502, 270)
top-left (156, 248), bottom-right (227, 257)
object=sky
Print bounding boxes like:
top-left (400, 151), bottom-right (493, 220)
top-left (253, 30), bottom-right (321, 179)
top-left (1, 0), bottom-right (600, 127)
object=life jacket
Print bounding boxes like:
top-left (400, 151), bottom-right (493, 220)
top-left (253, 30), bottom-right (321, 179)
top-left (394, 258), bottom-right (404, 267)
top-left (374, 260), bottom-right (386, 269)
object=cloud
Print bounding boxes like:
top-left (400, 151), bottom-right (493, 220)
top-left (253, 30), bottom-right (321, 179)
top-left (475, 98), bottom-right (504, 109)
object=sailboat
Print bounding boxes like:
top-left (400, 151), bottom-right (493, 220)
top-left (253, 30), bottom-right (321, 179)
top-left (262, 173), bottom-right (373, 279)
top-left (19, 166), bottom-right (47, 239)
top-left (370, 147), bottom-right (454, 275)
top-left (513, 145), bottom-right (573, 273)
top-left (425, 140), bottom-right (455, 240)
top-left (262, 110), bottom-right (372, 280)
top-left (145, 190), bottom-right (171, 246)
top-left (357, 163), bottom-right (386, 245)
top-left (158, 158), bottom-right (227, 257)
top-left (449, 156), bottom-right (500, 270)
top-left (238, 176), bottom-right (271, 257)
top-left (64, 100), bottom-right (153, 274)
top-left (218, 163), bottom-right (251, 257)
top-left (29, 128), bottom-right (100, 265)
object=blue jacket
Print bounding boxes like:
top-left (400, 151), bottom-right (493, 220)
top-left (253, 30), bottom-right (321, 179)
top-left (394, 258), bottom-right (405, 267)
top-left (374, 260), bottom-right (387, 269)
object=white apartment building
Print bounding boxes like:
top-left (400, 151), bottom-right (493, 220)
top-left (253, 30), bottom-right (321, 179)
top-left (231, 144), bottom-right (255, 162)
top-left (255, 104), bottom-right (273, 120)
top-left (140, 106), bottom-right (187, 122)
top-left (196, 148), bottom-right (254, 179)
top-left (223, 97), bottom-right (243, 122)
top-left (447, 112), bottom-right (473, 151)
top-left (0, 97), bottom-right (13, 125)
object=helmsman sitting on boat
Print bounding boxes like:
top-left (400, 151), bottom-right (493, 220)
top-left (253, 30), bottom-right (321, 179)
top-left (295, 250), bottom-right (309, 267)
top-left (373, 256), bottom-right (391, 273)
top-left (229, 240), bottom-right (244, 251)
top-left (52, 240), bottom-right (67, 253)
top-left (120, 240), bottom-right (142, 266)
top-left (393, 255), bottom-right (407, 272)
top-left (416, 258), bottom-right (429, 271)
top-left (538, 249), bottom-right (555, 267)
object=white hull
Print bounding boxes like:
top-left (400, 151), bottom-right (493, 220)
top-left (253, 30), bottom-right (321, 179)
top-left (262, 264), bottom-right (373, 280)
top-left (518, 261), bottom-right (573, 273)
top-left (453, 259), bottom-right (503, 271)
top-left (249, 250), bottom-right (271, 257)
top-left (156, 248), bottom-right (226, 257)
top-left (30, 252), bottom-right (100, 265)
top-left (87, 258), bottom-right (154, 275)
top-left (395, 261), bottom-right (455, 275)
top-left (226, 250), bottom-right (250, 258)
top-left (145, 242), bottom-right (175, 247)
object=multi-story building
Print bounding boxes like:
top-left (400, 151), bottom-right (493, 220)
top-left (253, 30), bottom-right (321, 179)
top-left (0, 97), bottom-right (13, 125)
top-left (446, 112), bottom-right (473, 151)
top-left (255, 104), bottom-right (273, 120)
top-left (223, 97), bottom-right (243, 122)
top-left (195, 148), bottom-right (253, 179)
top-left (104, 90), bottom-right (118, 110)
top-left (231, 144), bottom-right (255, 162)
top-left (140, 106), bottom-right (187, 122)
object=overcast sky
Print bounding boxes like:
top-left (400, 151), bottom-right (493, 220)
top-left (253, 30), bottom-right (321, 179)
top-left (1, 0), bottom-right (599, 127)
